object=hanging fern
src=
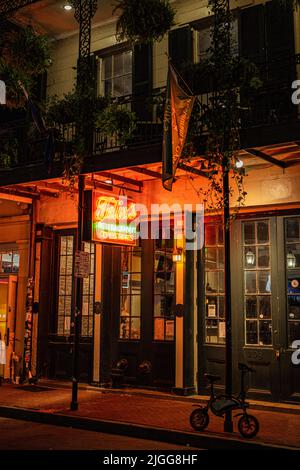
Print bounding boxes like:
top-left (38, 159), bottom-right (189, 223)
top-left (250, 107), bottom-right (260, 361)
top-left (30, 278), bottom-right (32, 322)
top-left (114, 0), bottom-right (175, 44)
top-left (0, 27), bottom-right (52, 108)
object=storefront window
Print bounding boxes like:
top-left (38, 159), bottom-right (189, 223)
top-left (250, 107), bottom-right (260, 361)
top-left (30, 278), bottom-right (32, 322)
top-left (243, 220), bottom-right (272, 346)
top-left (0, 250), bottom-right (19, 273)
top-left (56, 236), bottom-right (95, 337)
top-left (81, 242), bottom-right (95, 337)
top-left (119, 246), bottom-right (142, 340)
top-left (205, 223), bottom-right (225, 344)
top-left (57, 235), bottom-right (74, 336)
top-left (154, 238), bottom-right (175, 341)
top-left (285, 217), bottom-right (300, 346)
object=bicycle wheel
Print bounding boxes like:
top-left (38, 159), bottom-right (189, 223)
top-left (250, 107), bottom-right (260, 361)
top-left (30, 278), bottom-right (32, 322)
top-left (238, 414), bottom-right (259, 438)
top-left (189, 408), bottom-right (209, 431)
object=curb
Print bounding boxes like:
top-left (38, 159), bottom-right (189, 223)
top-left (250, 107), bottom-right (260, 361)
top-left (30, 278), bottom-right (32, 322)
top-left (38, 381), bottom-right (300, 416)
top-left (0, 405), bottom-right (296, 451)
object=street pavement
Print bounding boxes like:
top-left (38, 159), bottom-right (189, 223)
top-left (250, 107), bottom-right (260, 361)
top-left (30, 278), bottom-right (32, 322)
top-left (0, 417), bottom-right (199, 450)
top-left (0, 382), bottom-right (299, 449)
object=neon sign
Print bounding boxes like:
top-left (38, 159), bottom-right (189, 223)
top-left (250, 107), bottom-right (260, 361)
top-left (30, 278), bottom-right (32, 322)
top-left (92, 193), bottom-right (138, 246)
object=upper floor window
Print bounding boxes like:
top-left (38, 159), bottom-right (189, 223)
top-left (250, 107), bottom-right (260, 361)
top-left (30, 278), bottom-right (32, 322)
top-left (100, 50), bottom-right (132, 98)
top-left (197, 17), bottom-right (238, 62)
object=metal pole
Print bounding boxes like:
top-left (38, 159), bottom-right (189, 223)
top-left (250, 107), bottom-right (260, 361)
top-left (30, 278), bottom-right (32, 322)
top-left (223, 156), bottom-right (233, 433)
top-left (70, 0), bottom-right (97, 411)
top-left (70, 174), bottom-right (85, 410)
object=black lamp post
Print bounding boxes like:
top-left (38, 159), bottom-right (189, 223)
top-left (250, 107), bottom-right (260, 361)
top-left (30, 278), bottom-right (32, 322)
top-left (70, 0), bottom-right (97, 411)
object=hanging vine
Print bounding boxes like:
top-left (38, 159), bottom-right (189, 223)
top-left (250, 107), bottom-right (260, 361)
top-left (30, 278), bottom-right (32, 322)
top-left (182, 0), bottom-right (262, 217)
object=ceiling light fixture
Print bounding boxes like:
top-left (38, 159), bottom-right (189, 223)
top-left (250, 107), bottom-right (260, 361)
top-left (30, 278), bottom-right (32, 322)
top-left (235, 158), bottom-right (244, 169)
top-left (64, 3), bottom-right (73, 11)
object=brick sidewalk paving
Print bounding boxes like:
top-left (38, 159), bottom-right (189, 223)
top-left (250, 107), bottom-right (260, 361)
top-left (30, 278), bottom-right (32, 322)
top-left (0, 383), bottom-right (299, 448)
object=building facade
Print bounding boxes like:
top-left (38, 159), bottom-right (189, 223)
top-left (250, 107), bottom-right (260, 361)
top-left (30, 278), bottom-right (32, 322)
top-left (0, 0), bottom-right (300, 402)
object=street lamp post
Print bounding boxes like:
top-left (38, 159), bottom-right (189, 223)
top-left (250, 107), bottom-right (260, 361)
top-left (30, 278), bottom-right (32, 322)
top-left (70, 0), bottom-right (97, 411)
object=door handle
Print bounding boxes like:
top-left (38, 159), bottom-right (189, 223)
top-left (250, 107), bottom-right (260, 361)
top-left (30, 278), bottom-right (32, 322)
top-left (275, 347), bottom-right (284, 360)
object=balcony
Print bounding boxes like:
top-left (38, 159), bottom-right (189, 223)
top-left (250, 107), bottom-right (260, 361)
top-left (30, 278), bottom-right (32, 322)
top-left (0, 54), bottom-right (300, 183)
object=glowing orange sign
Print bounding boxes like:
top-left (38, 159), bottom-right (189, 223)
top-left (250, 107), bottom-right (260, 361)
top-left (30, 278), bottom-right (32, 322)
top-left (92, 193), bottom-right (138, 245)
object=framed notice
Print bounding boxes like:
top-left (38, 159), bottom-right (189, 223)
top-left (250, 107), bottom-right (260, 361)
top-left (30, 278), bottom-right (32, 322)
top-left (208, 304), bottom-right (216, 318)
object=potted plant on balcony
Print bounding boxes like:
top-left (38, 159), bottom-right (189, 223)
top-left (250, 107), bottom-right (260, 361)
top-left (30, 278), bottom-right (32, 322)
top-left (114, 0), bottom-right (175, 43)
top-left (0, 27), bottom-right (51, 108)
top-left (95, 103), bottom-right (137, 147)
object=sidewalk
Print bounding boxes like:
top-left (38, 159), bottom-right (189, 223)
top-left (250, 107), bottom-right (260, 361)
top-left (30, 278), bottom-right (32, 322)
top-left (0, 381), bottom-right (299, 449)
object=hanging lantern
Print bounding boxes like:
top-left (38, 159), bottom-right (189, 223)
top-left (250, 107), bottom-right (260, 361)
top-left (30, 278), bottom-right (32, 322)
top-left (287, 251), bottom-right (296, 269)
top-left (246, 249), bottom-right (255, 266)
top-left (172, 247), bottom-right (183, 263)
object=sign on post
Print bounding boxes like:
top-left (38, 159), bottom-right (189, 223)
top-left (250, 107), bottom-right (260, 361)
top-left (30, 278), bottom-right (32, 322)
top-left (74, 251), bottom-right (90, 279)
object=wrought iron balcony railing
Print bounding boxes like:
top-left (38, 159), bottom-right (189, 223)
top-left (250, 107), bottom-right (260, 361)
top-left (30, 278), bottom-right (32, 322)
top-left (0, 54), bottom-right (299, 171)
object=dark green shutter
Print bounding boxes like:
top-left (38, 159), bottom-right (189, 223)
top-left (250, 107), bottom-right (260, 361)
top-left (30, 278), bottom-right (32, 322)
top-left (240, 5), bottom-right (265, 65)
top-left (133, 43), bottom-right (153, 120)
top-left (168, 26), bottom-right (194, 72)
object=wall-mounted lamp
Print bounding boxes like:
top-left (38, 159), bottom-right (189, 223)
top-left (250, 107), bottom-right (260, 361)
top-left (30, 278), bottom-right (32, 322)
top-left (235, 158), bottom-right (244, 169)
top-left (245, 249), bottom-right (255, 266)
top-left (287, 251), bottom-right (296, 269)
top-left (172, 247), bottom-right (183, 263)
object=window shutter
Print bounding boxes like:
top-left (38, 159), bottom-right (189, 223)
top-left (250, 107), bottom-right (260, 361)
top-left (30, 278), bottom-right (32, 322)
top-left (240, 5), bottom-right (265, 65)
top-left (266, 1), bottom-right (294, 61)
top-left (133, 43), bottom-right (153, 120)
top-left (133, 43), bottom-right (152, 96)
top-left (168, 26), bottom-right (194, 71)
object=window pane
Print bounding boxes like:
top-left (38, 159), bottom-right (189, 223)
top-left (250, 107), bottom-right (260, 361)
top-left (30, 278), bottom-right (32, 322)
top-left (103, 56), bottom-right (112, 78)
top-left (206, 271), bottom-right (218, 293)
top-left (246, 297), bottom-right (257, 318)
top-left (131, 295), bottom-right (141, 317)
top-left (120, 317), bottom-right (130, 339)
top-left (104, 79), bottom-right (112, 97)
top-left (114, 53), bottom-right (123, 76)
top-left (154, 317), bottom-right (165, 340)
top-left (286, 218), bottom-right (300, 243)
top-left (131, 318), bottom-right (140, 339)
top-left (288, 296), bottom-right (300, 320)
top-left (205, 225), bottom-right (216, 245)
top-left (288, 321), bottom-right (300, 345)
top-left (258, 271), bottom-right (271, 293)
top-left (245, 271), bottom-right (256, 293)
top-left (258, 246), bottom-right (269, 268)
top-left (259, 320), bottom-right (272, 345)
top-left (124, 51), bottom-right (132, 74)
top-left (258, 296), bottom-right (271, 319)
top-left (113, 76), bottom-right (124, 97)
top-left (246, 320), bottom-right (258, 345)
top-left (124, 75), bottom-right (132, 96)
top-left (205, 247), bottom-right (217, 269)
top-left (244, 222), bottom-right (255, 245)
top-left (286, 244), bottom-right (300, 269)
top-left (257, 221), bottom-right (269, 244)
top-left (244, 248), bottom-right (256, 268)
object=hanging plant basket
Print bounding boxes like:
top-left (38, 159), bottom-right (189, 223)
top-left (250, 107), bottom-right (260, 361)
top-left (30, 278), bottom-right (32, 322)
top-left (0, 27), bottom-right (51, 109)
top-left (95, 103), bottom-right (137, 146)
top-left (114, 0), bottom-right (175, 44)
